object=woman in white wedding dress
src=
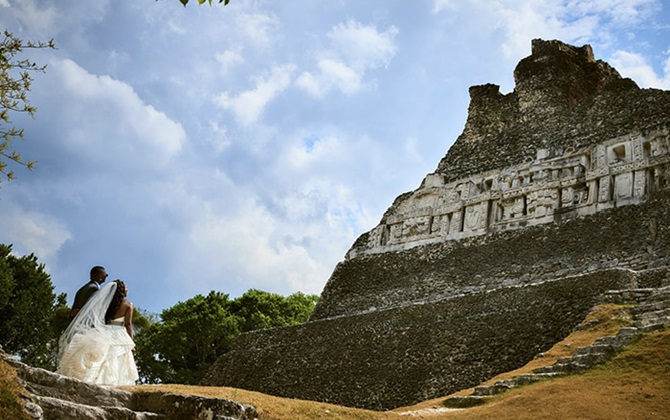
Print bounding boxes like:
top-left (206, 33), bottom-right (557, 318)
top-left (57, 280), bottom-right (139, 386)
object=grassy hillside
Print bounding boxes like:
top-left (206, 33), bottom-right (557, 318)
top-left (2, 304), bottom-right (669, 419)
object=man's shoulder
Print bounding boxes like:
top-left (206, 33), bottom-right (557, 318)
top-left (75, 281), bottom-right (99, 296)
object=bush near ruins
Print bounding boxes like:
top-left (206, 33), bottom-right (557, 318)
top-left (0, 244), bottom-right (67, 370)
top-left (134, 289), bottom-right (318, 384)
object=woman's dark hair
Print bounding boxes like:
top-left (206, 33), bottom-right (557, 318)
top-left (105, 280), bottom-right (126, 324)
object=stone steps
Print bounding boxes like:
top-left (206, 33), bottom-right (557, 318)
top-left (443, 286), bottom-right (670, 406)
top-left (2, 354), bottom-right (257, 420)
top-left (33, 395), bottom-right (163, 420)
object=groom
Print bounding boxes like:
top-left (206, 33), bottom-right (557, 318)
top-left (69, 266), bottom-right (109, 319)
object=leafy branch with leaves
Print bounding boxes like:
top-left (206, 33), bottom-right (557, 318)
top-left (177, 0), bottom-right (230, 6)
top-left (0, 30), bottom-right (55, 184)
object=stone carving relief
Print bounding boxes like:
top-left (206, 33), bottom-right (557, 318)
top-left (526, 189), bottom-right (558, 218)
top-left (464, 203), bottom-right (487, 231)
top-left (614, 173), bottom-right (633, 201)
top-left (350, 129), bottom-right (670, 257)
top-left (650, 134), bottom-right (668, 157)
top-left (449, 211), bottom-right (462, 235)
top-left (499, 196), bottom-right (525, 220)
top-left (598, 176), bottom-right (611, 203)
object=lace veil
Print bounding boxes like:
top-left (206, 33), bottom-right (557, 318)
top-left (58, 281), bottom-right (118, 365)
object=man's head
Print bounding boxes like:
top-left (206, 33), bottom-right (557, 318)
top-left (90, 266), bottom-right (108, 284)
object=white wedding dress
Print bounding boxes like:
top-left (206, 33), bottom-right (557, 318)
top-left (57, 317), bottom-right (139, 386)
top-left (58, 282), bottom-right (139, 386)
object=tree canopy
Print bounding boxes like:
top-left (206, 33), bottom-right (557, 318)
top-left (134, 289), bottom-right (318, 384)
top-left (177, 0), bottom-right (230, 6)
top-left (0, 31), bottom-right (55, 184)
top-left (0, 244), bottom-right (66, 369)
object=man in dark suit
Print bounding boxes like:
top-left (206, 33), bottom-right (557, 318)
top-left (69, 266), bottom-right (108, 319)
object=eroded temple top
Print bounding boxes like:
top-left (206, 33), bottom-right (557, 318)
top-left (436, 39), bottom-right (665, 182)
top-left (347, 39), bottom-right (670, 259)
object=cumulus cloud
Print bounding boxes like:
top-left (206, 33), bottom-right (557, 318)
top-left (429, 0), bottom-right (661, 63)
top-left (4, 0), bottom-right (59, 36)
top-left (296, 20), bottom-right (398, 98)
top-left (0, 201), bottom-right (71, 262)
top-left (609, 50), bottom-right (670, 89)
top-left (215, 50), bottom-right (245, 75)
top-left (186, 193), bottom-right (330, 295)
top-left (215, 64), bottom-right (295, 125)
top-left (4, 0), bottom-right (108, 40)
top-left (565, 0), bottom-right (659, 26)
top-left (432, 0), bottom-right (456, 14)
top-left (43, 58), bottom-right (186, 170)
top-left (234, 11), bottom-right (280, 49)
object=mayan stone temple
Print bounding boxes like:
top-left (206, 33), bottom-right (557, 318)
top-left (202, 39), bottom-right (670, 410)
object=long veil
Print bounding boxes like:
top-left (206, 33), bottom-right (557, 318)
top-left (58, 281), bottom-right (118, 367)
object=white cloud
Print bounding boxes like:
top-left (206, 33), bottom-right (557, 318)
top-left (47, 58), bottom-right (186, 169)
top-left (430, 0), bottom-right (661, 63)
top-left (186, 193), bottom-right (330, 295)
top-left (327, 19), bottom-right (398, 70)
top-left (234, 11), bottom-right (280, 49)
top-left (294, 72), bottom-right (323, 97)
top-left (565, 0), bottom-right (658, 26)
top-left (609, 50), bottom-right (670, 89)
top-left (297, 59), bottom-right (361, 97)
top-left (296, 19), bottom-right (398, 97)
top-left (5, 0), bottom-right (59, 36)
top-left (432, 0), bottom-right (456, 14)
top-left (6, 0), bottom-right (108, 39)
top-left (0, 201), bottom-right (72, 262)
top-left (215, 50), bottom-right (245, 75)
top-left (206, 121), bottom-right (232, 153)
top-left (215, 64), bottom-right (295, 125)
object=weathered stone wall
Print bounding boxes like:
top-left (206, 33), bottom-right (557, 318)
top-left (313, 192), bottom-right (670, 320)
top-left (202, 269), bottom-right (637, 410)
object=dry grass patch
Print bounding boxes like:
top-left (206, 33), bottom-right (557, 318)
top-left (126, 384), bottom-right (394, 419)
top-left (0, 358), bottom-right (32, 420)
top-left (420, 330), bottom-right (670, 419)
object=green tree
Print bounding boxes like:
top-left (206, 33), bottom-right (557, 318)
top-left (134, 288), bottom-right (318, 384)
top-left (0, 30), bottom-right (55, 184)
top-left (176, 0), bottom-right (230, 6)
top-left (134, 291), bottom-right (239, 384)
top-left (231, 289), bottom-right (318, 332)
top-left (0, 244), bottom-right (65, 369)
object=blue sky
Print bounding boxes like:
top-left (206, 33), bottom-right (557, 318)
top-left (1, 0), bottom-right (668, 315)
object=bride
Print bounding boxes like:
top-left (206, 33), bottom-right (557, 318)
top-left (57, 279), bottom-right (139, 386)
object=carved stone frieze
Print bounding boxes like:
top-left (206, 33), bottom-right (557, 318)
top-left (349, 129), bottom-right (670, 258)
